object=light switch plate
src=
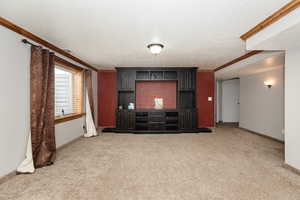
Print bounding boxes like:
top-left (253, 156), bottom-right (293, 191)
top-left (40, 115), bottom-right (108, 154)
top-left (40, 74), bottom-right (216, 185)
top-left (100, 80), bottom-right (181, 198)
top-left (208, 97), bottom-right (212, 101)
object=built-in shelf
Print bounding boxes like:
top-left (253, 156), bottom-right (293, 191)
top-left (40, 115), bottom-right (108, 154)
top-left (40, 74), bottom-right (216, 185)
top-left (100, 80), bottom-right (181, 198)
top-left (150, 71), bottom-right (164, 80)
top-left (164, 71), bottom-right (177, 80)
top-left (136, 70), bottom-right (178, 81)
top-left (118, 91), bottom-right (135, 109)
top-left (116, 67), bottom-right (197, 132)
top-left (134, 110), bottom-right (177, 131)
top-left (136, 71), bottom-right (150, 80)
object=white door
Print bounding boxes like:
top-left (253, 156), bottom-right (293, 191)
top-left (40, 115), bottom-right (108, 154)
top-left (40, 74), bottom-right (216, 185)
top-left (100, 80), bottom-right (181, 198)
top-left (221, 79), bottom-right (240, 122)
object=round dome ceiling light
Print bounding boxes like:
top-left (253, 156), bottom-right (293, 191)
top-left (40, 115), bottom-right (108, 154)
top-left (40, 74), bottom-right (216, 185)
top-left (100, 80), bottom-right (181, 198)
top-left (147, 43), bottom-right (164, 55)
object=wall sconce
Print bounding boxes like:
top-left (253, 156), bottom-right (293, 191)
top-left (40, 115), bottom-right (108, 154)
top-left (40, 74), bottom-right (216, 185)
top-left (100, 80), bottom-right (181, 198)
top-left (264, 80), bottom-right (274, 88)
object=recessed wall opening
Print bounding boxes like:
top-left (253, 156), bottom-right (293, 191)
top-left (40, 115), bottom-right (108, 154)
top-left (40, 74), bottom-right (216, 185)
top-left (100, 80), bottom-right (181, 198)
top-left (135, 81), bottom-right (177, 109)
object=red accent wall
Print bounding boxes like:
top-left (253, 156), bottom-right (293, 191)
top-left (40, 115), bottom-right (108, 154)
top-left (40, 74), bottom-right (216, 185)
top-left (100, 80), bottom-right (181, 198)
top-left (197, 71), bottom-right (215, 127)
top-left (98, 71), bottom-right (117, 127)
top-left (136, 81), bottom-right (177, 109)
top-left (97, 71), bottom-right (215, 128)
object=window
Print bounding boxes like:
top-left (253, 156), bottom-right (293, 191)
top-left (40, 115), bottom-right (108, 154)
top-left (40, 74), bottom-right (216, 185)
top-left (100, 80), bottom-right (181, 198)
top-left (54, 56), bottom-right (84, 123)
top-left (55, 67), bottom-right (74, 116)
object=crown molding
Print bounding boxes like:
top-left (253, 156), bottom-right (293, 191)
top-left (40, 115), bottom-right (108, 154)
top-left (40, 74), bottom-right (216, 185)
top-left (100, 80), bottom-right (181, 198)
top-left (197, 69), bottom-right (214, 72)
top-left (240, 0), bottom-right (300, 40)
top-left (98, 69), bottom-right (214, 72)
top-left (0, 17), bottom-right (98, 71)
top-left (98, 69), bottom-right (116, 72)
top-left (214, 50), bottom-right (263, 72)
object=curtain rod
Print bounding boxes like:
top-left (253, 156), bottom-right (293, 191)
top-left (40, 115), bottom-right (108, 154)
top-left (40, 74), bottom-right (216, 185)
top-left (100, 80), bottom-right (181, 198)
top-left (22, 39), bottom-right (42, 47)
top-left (22, 38), bottom-right (91, 72)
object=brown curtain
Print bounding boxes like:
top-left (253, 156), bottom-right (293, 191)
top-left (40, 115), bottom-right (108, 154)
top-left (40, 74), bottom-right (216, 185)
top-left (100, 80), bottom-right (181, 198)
top-left (30, 46), bottom-right (56, 168)
top-left (85, 70), bottom-right (95, 121)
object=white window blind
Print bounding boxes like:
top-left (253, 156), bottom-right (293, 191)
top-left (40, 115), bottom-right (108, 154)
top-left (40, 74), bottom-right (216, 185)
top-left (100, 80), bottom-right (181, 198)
top-left (55, 67), bottom-right (74, 116)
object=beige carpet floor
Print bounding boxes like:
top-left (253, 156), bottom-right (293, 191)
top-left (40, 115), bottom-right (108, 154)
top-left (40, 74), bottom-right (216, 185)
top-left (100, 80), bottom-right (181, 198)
top-left (1, 127), bottom-right (300, 200)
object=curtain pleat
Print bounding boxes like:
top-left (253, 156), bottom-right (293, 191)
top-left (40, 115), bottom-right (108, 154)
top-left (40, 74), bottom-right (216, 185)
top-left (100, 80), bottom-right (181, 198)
top-left (16, 132), bottom-right (35, 173)
top-left (85, 70), bottom-right (95, 121)
top-left (30, 46), bottom-right (56, 168)
top-left (84, 70), bottom-right (98, 137)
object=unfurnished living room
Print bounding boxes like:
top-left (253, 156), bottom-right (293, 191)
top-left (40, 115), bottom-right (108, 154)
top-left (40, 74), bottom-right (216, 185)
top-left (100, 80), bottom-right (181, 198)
top-left (1, 0), bottom-right (300, 200)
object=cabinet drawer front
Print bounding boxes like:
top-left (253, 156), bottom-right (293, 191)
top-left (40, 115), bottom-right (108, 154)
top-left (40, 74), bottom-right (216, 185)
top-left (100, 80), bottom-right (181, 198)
top-left (149, 123), bottom-right (165, 130)
top-left (149, 112), bottom-right (165, 117)
top-left (149, 116), bottom-right (164, 122)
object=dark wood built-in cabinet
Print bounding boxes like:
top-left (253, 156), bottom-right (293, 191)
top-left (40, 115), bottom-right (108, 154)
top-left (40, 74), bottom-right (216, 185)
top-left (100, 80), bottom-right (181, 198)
top-left (116, 110), bottom-right (135, 130)
top-left (178, 70), bottom-right (195, 90)
top-left (116, 67), bottom-right (197, 133)
top-left (136, 109), bottom-right (179, 131)
top-left (179, 109), bottom-right (197, 129)
top-left (118, 70), bottom-right (135, 91)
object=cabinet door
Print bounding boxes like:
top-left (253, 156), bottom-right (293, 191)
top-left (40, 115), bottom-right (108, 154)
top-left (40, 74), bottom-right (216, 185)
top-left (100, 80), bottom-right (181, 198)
top-left (179, 109), bottom-right (197, 129)
top-left (118, 70), bottom-right (135, 90)
top-left (116, 110), bottom-right (135, 129)
top-left (178, 70), bottom-right (196, 90)
top-left (127, 111), bottom-right (135, 129)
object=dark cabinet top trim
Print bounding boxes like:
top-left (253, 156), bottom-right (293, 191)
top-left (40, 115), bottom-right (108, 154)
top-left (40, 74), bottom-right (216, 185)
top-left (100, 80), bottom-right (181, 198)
top-left (116, 67), bottom-right (198, 70)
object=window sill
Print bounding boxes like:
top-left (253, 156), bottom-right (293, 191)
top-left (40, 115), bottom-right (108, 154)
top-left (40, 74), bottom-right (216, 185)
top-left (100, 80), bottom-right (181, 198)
top-left (55, 113), bottom-right (85, 124)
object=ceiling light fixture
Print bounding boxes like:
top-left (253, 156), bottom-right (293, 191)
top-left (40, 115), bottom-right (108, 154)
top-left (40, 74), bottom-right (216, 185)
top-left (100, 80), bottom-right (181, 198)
top-left (147, 43), bottom-right (164, 55)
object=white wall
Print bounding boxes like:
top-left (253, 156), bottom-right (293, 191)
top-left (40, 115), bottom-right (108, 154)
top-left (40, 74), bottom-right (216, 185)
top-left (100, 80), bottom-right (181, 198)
top-left (55, 118), bottom-right (85, 148)
top-left (285, 48), bottom-right (300, 169)
top-left (0, 26), bottom-right (98, 177)
top-left (0, 26), bottom-right (30, 178)
top-left (239, 67), bottom-right (284, 141)
top-left (244, 7), bottom-right (300, 171)
top-left (221, 79), bottom-right (240, 122)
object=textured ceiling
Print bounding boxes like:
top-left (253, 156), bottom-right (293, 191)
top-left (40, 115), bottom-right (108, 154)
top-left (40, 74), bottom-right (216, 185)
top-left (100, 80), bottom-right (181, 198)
top-left (0, 0), bottom-right (288, 69)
